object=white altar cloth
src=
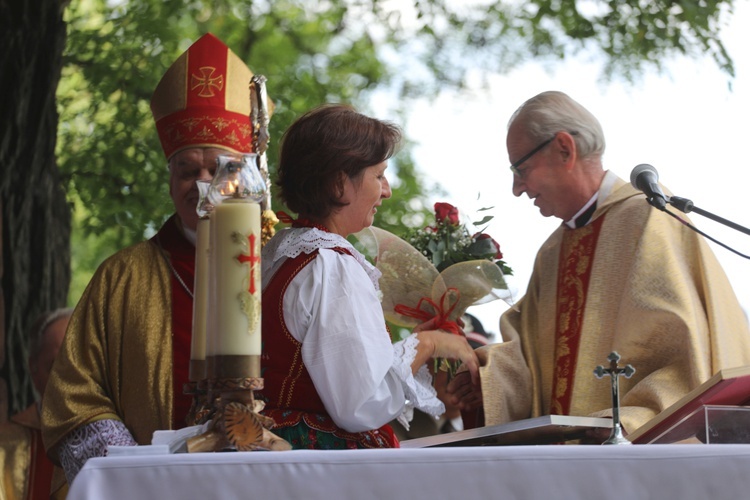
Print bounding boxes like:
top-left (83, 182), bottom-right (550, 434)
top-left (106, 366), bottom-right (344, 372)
top-left (68, 444), bottom-right (750, 500)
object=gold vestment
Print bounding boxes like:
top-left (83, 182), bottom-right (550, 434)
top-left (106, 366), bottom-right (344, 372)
top-left (41, 238), bottom-right (174, 462)
top-left (481, 175), bottom-right (750, 432)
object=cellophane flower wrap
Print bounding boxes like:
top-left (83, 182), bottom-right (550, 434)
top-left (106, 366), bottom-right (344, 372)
top-left (354, 202), bottom-right (513, 340)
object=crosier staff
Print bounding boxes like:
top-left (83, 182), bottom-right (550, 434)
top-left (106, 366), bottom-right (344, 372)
top-left (250, 75), bottom-right (278, 245)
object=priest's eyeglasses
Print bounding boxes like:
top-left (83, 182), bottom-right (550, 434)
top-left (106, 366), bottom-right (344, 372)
top-left (509, 131), bottom-right (579, 177)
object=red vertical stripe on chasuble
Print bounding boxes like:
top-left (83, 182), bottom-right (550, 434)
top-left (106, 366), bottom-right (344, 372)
top-left (550, 215), bottom-right (605, 415)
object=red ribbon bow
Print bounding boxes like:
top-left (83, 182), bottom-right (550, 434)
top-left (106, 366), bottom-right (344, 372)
top-left (393, 287), bottom-right (462, 336)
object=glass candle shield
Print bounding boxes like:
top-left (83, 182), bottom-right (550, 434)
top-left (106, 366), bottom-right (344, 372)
top-left (207, 154), bottom-right (266, 206)
top-left (196, 179), bottom-right (213, 218)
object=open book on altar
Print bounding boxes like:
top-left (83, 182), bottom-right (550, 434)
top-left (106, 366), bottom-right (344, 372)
top-left (628, 364), bottom-right (750, 444)
top-left (107, 424), bottom-right (206, 456)
top-left (400, 415), bottom-right (613, 448)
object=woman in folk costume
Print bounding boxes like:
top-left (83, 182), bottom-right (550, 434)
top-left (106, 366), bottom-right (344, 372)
top-left (258, 104), bottom-right (479, 448)
top-left (41, 33), bottom-right (271, 484)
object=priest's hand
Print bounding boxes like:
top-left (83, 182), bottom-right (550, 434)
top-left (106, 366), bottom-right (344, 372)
top-left (446, 348), bottom-right (487, 411)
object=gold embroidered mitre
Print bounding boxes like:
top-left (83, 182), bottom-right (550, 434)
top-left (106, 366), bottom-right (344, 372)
top-left (151, 33), bottom-right (268, 159)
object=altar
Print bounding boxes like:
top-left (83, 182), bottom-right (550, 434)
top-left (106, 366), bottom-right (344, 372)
top-left (68, 444), bottom-right (750, 499)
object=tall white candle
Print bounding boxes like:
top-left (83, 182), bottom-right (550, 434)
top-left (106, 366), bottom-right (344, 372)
top-left (189, 216), bottom-right (210, 380)
top-left (207, 198), bottom-right (262, 356)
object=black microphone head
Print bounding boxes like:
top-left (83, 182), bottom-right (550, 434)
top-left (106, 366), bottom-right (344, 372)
top-left (630, 163), bottom-right (658, 190)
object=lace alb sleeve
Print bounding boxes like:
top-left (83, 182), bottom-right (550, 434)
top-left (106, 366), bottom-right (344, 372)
top-left (58, 419), bottom-right (137, 484)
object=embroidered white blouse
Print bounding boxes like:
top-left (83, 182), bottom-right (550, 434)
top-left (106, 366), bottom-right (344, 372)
top-left (261, 227), bottom-right (444, 432)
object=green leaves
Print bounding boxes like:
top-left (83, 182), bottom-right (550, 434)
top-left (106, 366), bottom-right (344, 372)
top-left (58, 0), bottom-right (734, 303)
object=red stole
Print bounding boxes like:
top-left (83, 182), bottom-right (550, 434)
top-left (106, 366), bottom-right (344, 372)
top-left (25, 428), bottom-right (54, 500)
top-left (150, 215), bottom-right (194, 429)
top-left (550, 215), bottom-right (605, 415)
top-left (259, 248), bottom-right (397, 448)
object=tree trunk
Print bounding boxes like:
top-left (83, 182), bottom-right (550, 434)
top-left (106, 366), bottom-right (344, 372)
top-left (0, 0), bottom-right (70, 421)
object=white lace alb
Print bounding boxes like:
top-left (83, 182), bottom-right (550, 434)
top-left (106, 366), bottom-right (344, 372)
top-left (58, 419), bottom-right (137, 484)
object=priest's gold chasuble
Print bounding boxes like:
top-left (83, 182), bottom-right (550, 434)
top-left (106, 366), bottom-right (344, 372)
top-left (479, 175), bottom-right (750, 433)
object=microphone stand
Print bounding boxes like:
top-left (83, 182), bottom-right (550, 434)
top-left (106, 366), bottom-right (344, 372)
top-left (668, 196), bottom-right (750, 237)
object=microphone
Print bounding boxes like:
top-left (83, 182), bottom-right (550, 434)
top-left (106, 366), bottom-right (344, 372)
top-left (630, 164), bottom-right (668, 210)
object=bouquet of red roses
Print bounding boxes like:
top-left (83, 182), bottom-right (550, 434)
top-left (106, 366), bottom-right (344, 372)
top-left (404, 202), bottom-right (512, 276)
top-left (354, 202), bottom-right (513, 341)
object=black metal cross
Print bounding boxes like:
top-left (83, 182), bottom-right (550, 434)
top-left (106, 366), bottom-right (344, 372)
top-left (594, 351), bottom-right (636, 445)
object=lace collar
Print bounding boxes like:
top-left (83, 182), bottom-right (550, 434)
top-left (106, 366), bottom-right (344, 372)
top-left (263, 227), bottom-right (382, 290)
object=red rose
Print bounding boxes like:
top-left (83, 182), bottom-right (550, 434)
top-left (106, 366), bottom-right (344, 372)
top-left (434, 202), bottom-right (459, 225)
top-left (474, 232), bottom-right (503, 260)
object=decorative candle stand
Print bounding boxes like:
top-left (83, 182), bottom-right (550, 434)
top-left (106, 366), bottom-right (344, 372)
top-left (184, 181), bottom-right (212, 427)
top-left (594, 351), bottom-right (636, 445)
top-left (186, 153), bottom-right (290, 452)
top-left (183, 378), bottom-right (211, 427)
top-left (186, 375), bottom-right (290, 452)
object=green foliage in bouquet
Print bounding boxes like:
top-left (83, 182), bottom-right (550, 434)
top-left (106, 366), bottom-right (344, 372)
top-left (403, 202), bottom-right (513, 276)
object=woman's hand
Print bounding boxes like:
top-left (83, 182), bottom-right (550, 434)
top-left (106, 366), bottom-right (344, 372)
top-left (413, 330), bottom-right (479, 385)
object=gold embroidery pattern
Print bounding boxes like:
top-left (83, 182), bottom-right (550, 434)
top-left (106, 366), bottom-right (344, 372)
top-left (181, 117), bottom-right (202, 132)
top-left (213, 117), bottom-right (231, 131)
top-left (238, 123), bottom-right (253, 139)
top-left (190, 66), bottom-right (224, 97)
top-left (195, 125), bottom-right (216, 141)
top-left (550, 217), bottom-right (604, 415)
top-left (161, 115), bottom-right (254, 155)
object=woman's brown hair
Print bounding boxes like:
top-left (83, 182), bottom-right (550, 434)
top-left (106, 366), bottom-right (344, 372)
top-left (276, 103), bottom-right (402, 219)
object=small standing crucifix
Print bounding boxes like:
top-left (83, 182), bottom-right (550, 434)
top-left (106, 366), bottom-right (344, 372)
top-left (594, 351), bottom-right (636, 445)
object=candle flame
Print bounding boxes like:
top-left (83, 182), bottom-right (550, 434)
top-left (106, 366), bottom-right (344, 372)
top-left (219, 178), bottom-right (240, 196)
